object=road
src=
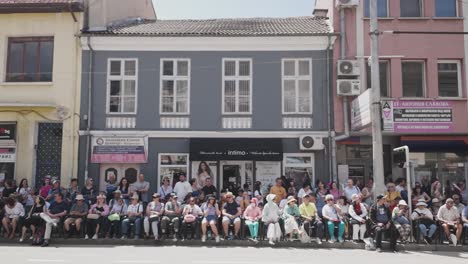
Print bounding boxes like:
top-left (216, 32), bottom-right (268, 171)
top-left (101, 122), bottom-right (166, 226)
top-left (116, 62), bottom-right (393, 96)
top-left (0, 245), bottom-right (466, 264)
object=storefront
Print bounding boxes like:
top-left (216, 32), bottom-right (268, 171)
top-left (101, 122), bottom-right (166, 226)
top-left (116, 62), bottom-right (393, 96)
top-left (0, 123), bottom-right (17, 181)
top-left (91, 136), bottom-right (148, 190)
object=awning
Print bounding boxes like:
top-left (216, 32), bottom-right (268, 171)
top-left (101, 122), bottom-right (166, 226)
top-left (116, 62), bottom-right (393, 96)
top-left (400, 136), bottom-right (468, 153)
top-left (190, 138), bottom-right (283, 161)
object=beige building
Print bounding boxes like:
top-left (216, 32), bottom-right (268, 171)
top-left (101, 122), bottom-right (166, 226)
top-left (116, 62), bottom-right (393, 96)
top-left (0, 1), bottom-right (84, 187)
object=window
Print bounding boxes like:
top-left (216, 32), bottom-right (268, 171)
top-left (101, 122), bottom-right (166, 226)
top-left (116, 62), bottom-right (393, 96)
top-left (222, 59), bottom-right (252, 114)
top-left (364, 0), bottom-right (388, 17)
top-left (282, 59), bottom-right (312, 114)
top-left (400, 0), bottom-right (422, 17)
top-left (107, 59), bottom-right (138, 114)
top-left (158, 154), bottom-right (189, 187)
top-left (402, 61), bottom-right (425, 97)
top-left (366, 60), bottom-right (390, 97)
top-left (160, 59), bottom-right (190, 114)
top-left (283, 153), bottom-right (314, 192)
top-left (6, 37), bottom-right (54, 82)
top-left (438, 61), bottom-right (461, 97)
top-left (435, 0), bottom-right (457, 17)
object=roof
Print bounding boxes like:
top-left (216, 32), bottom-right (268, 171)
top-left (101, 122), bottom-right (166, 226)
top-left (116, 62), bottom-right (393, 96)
top-left (86, 16), bottom-right (332, 37)
top-left (0, 0), bottom-right (84, 13)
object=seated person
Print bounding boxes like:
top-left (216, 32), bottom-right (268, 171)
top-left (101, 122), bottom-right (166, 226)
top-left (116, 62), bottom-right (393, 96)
top-left (86, 194), bottom-right (109, 240)
top-left (109, 190), bottom-right (126, 209)
top-left (369, 195), bottom-right (397, 252)
top-left (437, 198), bottom-right (463, 246)
top-left (181, 197), bottom-right (203, 240)
top-left (161, 193), bottom-right (181, 241)
top-left (143, 193), bottom-right (164, 240)
top-left (299, 193), bottom-right (323, 244)
top-left (462, 205), bottom-right (468, 234)
top-left (349, 194), bottom-right (368, 243)
top-left (391, 200), bottom-right (411, 243)
top-left (262, 194), bottom-right (282, 245)
top-left (201, 195), bottom-right (221, 242)
top-left (222, 192), bottom-right (242, 240)
top-left (2, 197), bottom-right (25, 240)
top-left (64, 194), bottom-right (88, 238)
top-left (322, 194), bottom-right (345, 243)
top-left (21, 196), bottom-right (46, 242)
top-left (40, 193), bottom-right (68, 247)
top-left (121, 193), bottom-right (143, 239)
top-left (243, 197), bottom-right (262, 241)
top-left (283, 196), bottom-right (301, 241)
top-left (107, 197), bottom-right (127, 239)
top-left (411, 200), bottom-right (437, 244)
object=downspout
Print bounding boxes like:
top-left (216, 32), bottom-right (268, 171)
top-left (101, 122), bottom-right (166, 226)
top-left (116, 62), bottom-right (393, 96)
top-left (326, 35), bottom-right (336, 181)
top-left (84, 36), bottom-right (94, 179)
top-left (335, 7), bottom-right (350, 141)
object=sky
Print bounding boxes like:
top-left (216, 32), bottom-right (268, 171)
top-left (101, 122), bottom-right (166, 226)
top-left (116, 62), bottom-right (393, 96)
top-left (152, 0), bottom-right (316, 19)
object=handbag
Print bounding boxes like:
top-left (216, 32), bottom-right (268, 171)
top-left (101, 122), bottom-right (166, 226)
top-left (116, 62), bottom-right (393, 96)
top-left (149, 214), bottom-right (159, 223)
top-left (108, 213), bottom-right (120, 222)
top-left (184, 214), bottom-right (196, 223)
top-left (87, 214), bottom-right (100, 220)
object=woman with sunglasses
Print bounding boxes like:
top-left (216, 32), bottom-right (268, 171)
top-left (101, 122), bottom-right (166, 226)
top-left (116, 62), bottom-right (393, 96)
top-left (85, 194), bottom-right (109, 239)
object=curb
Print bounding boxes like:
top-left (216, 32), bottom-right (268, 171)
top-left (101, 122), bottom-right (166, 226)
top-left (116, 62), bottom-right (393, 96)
top-left (0, 238), bottom-right (466, 252)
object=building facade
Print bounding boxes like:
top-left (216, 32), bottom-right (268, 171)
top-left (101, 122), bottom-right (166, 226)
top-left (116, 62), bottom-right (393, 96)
top-left (316, 0), bottom-right (468, 188)
top-left (0, 0), bottom-right (84, 186)
top-left (78, 17), bottom-right (335, 194)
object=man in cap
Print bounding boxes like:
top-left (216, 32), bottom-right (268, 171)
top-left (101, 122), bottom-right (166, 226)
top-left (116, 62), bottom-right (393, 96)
top-left (222, 192), bottom-right (242, 240)
top-left (121, 193), bottom-right (143, 240)
top-left (161, 193), bottom-right (181, 241)
top-left (46, 180), bottom-right (63, 205)
top-left (63, 194), bottom-right (88, 238)
top-left (369, 195), bottom-right (397, 252)
top-left (437, 198), bottom-right (462, 246)
top-left (411, 200), bottom-right (436, 244)
top-left (299, 193), bottom-right (323, 244)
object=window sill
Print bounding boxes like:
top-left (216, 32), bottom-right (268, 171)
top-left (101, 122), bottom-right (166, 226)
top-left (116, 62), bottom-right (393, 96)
top-left (362, 17), bottom-right (395, 20)
top-left (106, 113), bottom-right (137, 116)
top-left (222, 113), bottom-right (253, 116)
top-left (395, 97), bottom-right (430, 100)
top-left (160, 113), bottom-right (190, 116)
top-left (431, 17), bottom-right (464, 20)
top-left (397, 17), bottom-right (432, 20)
top-left (435, 97), bottom-right (467, 101)
top-left (0, 82), bottom-right (53, 86)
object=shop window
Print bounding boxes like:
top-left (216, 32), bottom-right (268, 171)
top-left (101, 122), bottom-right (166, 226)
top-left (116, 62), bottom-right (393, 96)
top-left (283, 153), bottom-right (314, 192)
top-left (160, 59), bottom-right (190, 114)
top-left (222, 58), bottom-right (252, 114)
top-left (366, 60), bottom-right (390, 97)
top-left (364, 0), bottom-right (388, 17)
top-left (107, 59), bottom-right (138, 114)
top-left (158, 154), bottom-right (189, 187)
top-left (438, 61), bottom-right (461, 97)
top-left (435, 0), bottom-right (457, 17)
top-left (282, 59), bottom-right (312, 114)
top-left (6, 37), bottom-right (54, 82)
top-left (400, 0), bottom-right (422, 17)
top-left (402, 61), bottom-right (425, 97)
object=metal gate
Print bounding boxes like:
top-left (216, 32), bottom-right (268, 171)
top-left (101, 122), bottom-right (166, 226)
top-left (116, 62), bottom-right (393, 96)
top-left (35, 123), bottom-right (63, 186)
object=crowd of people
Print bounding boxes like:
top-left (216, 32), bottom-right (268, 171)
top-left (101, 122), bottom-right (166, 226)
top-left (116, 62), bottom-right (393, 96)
top-left (1, 173), bottom-right (467, 252)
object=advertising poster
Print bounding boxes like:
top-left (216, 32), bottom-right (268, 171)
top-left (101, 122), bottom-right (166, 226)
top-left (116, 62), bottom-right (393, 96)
top-left (256, 161), bottom-right (281, 195)
top-left (191, 161), bottom-right (218, 190)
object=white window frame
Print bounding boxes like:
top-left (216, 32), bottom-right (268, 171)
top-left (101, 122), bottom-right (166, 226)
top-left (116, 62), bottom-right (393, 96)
top-left (283, 153), bottom-right (315, 186)
top-left (159, 58), bottom-right (191, 115)
top-left (401, 60), bottom-right (426, 98)
top-left (437, 60), bottom-right (462, 98)
top-left (106, 58), bottom-right (138, 115)
top-left (281, 58), bottom-right (313, 115)
top-left (221, 58), bottom-right (253, 115)
top-left (157, 153), bottom-right (190, 187)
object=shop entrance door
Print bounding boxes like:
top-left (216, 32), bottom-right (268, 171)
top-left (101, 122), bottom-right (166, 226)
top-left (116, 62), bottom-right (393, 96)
top-left (99, 164), bottom-right (140, 191)
top-left (220, 161), bottom-right (253, 195)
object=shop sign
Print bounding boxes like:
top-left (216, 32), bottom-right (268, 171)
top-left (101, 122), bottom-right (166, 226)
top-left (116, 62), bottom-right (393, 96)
top-left (91, 136), bottom-right (147, 163)
top-left (190, 138), bottom-right (283, 161)
top-left (382, 100), bottom-right (453, 133)
top-left (0, 124), bottom-right (16, 140)
top-left (0, 153), bottom-right (15, 163)
top-left (351, 89), bottom-right (371, 131)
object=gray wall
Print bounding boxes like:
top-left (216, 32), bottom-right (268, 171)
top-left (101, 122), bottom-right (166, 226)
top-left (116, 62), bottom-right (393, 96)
top-left (80, 50), bottom-right (330, 131)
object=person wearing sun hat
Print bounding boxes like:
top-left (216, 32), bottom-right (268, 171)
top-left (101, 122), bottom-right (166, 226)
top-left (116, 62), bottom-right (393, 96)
top-left (63, 194), bottom-right (88, 238)
top-left (437, 198), bottom-right (463, 246)
top-left (411, 200), bottom-right (436, 244)
top-left (391, 199), bottom-right (411, 243)
top-left (86, 193), bottom-right (109, 240)
top-left (222, 192), bottom-right (242, 240)
top-left (121, 193), bottom-right (143, 239)
top-left (243, 197), bottom-right (262, 241)
top-left (283, 196), bottom-right (301, 241)
top-left (349, 194), bottom-right (368, 243)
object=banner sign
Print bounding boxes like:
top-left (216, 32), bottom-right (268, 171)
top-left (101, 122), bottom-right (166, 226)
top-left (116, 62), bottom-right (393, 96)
top-left (351, 89), bottom-right (371, 131)
top-left (91, 137), bottom-right (147, 163)
top-left (382, 100), bottom-right (453, 133)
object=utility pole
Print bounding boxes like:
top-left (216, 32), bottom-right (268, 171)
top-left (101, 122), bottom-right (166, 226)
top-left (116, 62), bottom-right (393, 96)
top-left (370, 0), bottom-right (385, 197)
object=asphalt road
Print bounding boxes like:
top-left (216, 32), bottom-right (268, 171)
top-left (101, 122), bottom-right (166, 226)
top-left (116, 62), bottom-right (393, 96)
top-left (0, 245), bottom-right (466, 264)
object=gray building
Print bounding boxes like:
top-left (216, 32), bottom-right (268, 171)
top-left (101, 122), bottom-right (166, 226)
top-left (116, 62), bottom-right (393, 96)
top-left (78, 17), bottom-right (335, 196)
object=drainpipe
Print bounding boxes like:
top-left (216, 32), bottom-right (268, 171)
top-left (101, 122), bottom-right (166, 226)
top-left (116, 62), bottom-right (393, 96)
top-left (84, 36), bottom-right (94, 180)
top-left (326, 35), bottom-right (337, 180)
top-left (335, 7), bottom-right (350, 142)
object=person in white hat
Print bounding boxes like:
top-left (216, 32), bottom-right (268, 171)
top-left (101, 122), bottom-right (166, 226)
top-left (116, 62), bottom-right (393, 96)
top-left (349, 194), bottom-right (368, 243)
top-left (391, 199), bottom-right (411, 243)
top-left (437, 198), bottom-right (462, 246)
top-left (282, 196), bottom-right (300, 241)
top-left (121, 193), bottom-right (143, 239)
top-left (411, 200), bottom-right (436, 244)
top-left (63, 194), bottom-right (88, 238)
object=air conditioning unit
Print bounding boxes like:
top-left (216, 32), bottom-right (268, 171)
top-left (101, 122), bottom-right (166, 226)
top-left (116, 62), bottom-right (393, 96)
top-left (337, 79), bottom-right (361, 96)
top-left (299, 135), bottom-right (325, 151)
top-left (335, 0), bottom-right (359, 8)
top-left (337, 60), bottom-right (360, 76)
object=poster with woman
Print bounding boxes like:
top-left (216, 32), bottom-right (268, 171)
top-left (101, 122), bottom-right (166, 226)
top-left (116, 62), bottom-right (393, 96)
top-left (191, 161), bottom-right (217, 189)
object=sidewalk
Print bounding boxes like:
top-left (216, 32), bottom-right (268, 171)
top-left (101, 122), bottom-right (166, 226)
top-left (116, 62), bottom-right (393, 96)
top-left (0, 238), bottom-right (466, 252)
